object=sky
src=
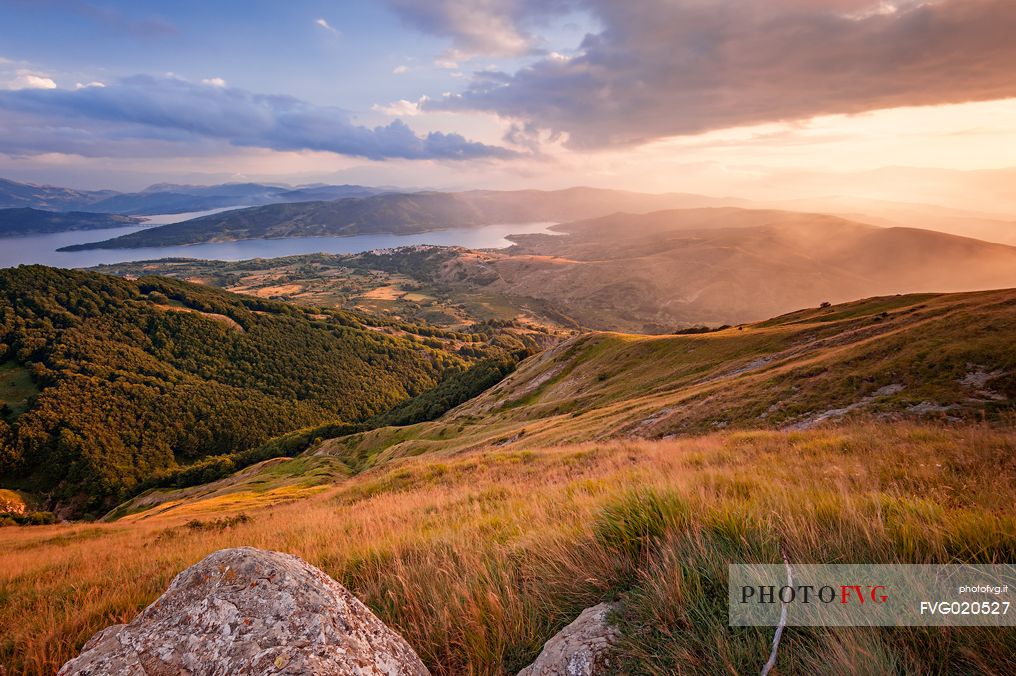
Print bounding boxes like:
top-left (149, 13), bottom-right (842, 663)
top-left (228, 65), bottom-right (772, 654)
top-left (1, 0), bottom-right (1016, 208)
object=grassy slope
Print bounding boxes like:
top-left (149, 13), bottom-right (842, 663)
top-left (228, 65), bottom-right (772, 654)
top-left (2, 424), bottom-right (1014, 674)
top-left (2, 290), bottom-right (1015, 674)
top-left (301, 289), bottom-right (1015, 473)
top-left (104, 289), bottom-right (1016, 521)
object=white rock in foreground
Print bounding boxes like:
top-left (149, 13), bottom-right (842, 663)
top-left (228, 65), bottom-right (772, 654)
top-left (518, 602), bottom-right (620, 676)
top-left (59, 547), bottom-right (430, 676)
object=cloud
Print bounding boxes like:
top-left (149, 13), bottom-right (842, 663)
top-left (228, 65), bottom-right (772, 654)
top-left (392, 65), bottom-right (409, 75)
top-left (315, 18), bottom-right (339, 34)
top-left (75, 81), bottom-right (106, 89)
top-left (372, 97), bottom-right (427, 117)
top-left (434, 49), bottom-right (466, 69)
top-left (426, 0), bottom-right (1016, 149)
top-left (8, 71), bottom-right (57, 90)
top-left (0, 76), bottom-right (517, 161)
top-left (386, 0), bottom-right (578, 58)
top-left (201, 77), bottom-right (227, 87)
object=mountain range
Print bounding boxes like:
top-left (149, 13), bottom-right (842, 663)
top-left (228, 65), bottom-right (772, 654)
top-left (0, 177), bottom-right (386, 216)
top-left (0, 208), bottom-right (143, 236)
top-left (4, 175), bottom-right (1015, 250)
top-left (85, 205), bottom-right (1016, 333)
top-left (56, 188), bottom-right (743, 250)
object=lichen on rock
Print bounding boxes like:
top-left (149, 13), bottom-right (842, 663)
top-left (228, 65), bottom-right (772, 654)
top-left (59, 547), bottom-right (430, 676)
top-left (518, 602), bottom-right (620, 676)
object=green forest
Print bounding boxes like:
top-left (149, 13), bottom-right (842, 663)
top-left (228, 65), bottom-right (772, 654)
top-left (0, 266), bottom-right (492, 516)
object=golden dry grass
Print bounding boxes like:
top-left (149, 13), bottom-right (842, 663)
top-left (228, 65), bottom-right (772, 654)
top-left (2, 422), bottom-right (1015, 674)
top-left (361, 285), bottom-right (408, 300)
top-left (246, 283), bottom-right (305, 298)
top-left (154, 303), bottom-right (245, 332)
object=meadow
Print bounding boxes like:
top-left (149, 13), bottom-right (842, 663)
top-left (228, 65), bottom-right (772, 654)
top-left (3, 421), bottom-right (1015, 675)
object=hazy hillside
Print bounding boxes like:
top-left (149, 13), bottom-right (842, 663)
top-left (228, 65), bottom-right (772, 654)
top-left (0, 207), bottom-right (143, 236)
top-left (85, 182), bottom-right (385, 216)
top-left (94, 208), bottom-right (1016, 334)
top-left (0, 266), bottom-right (483, 516)
top-left (58, 188), bottom-right (746, 250)
top-left (465, 208), bottom-right (1016, 330)
top-left (759, 196), bottom-right (1016, 246)
top-left (0, 178), bottom-right (117, 211)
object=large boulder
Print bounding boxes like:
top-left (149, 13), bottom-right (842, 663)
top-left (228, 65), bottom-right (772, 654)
top-left (518, 603), bottom-right (620, 676)
top-left (59, 547), bottom-right (430, 676)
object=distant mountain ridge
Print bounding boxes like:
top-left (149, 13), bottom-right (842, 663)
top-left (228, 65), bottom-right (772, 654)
top-left (85, 183), bottom-right (386, 216)
top-left (0, 208), bottom-right (143, 236)
top-left (0, 177), bottom-right (387, 216)
top-left (57, 188), bottom-right (748, 250)
top-left (7, 175), bottom-right (1015, 248)
top-left (0, 178), bottom-right (118, 212)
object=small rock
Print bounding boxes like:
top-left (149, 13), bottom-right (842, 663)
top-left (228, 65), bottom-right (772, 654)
top-left (906, 401), bottom-right (954, 415)
top-left (873, 383), bottom-right (905, 397)
top-left (59, 547), bottom-right (430, 676)
top-left (518, 602), bottom-right (620, 676)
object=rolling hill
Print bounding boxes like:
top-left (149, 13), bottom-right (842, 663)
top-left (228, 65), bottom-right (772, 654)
top-left (464, 208), bottom-right (1016, 330)
top-left (3, 289), bottom-right (1016, 675)
top-left (109, 287), bottom-right (1016, 518)
top-left (764, 196), bottom-right (1016, 246)
top-left (88, 207), bottom-right (1016, 334)
top-left (0, 265), bottom-right (507, 517)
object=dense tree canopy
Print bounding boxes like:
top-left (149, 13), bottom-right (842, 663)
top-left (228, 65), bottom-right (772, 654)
top-left (0, 266), bottom-right (470, 514)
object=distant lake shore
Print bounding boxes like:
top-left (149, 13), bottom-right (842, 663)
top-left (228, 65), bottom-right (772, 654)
top-left (0, 220), bottom-right (559, 269)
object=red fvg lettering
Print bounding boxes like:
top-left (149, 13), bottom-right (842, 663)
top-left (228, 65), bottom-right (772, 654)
top-left (840, 585), bottom-right (889, 604)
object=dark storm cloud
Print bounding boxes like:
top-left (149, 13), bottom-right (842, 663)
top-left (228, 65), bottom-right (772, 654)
top-left (419, 0), bottom-right (1016, 148)
top-left (0, 76), bottom-right (517, 160)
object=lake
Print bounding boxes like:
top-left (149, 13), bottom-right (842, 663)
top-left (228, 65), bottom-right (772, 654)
top-left (0, 220), bottom-right (559, 269)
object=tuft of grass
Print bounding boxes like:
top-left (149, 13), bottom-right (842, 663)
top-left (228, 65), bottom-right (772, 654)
top-left (594, 488), bottom-right (688, 562)
top-left (183, 513), bottom-right (252, 531)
